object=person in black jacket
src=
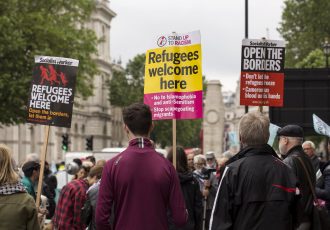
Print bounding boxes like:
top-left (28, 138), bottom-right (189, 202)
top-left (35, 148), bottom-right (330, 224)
top-left (43, 161), bottom-right (57, 219)
top-left (210, 111), bottom-right (300, 230)
top-left (316, 161), bottom-right (330, 215)
top-left (167, 146), bottom-right (203, 230)
top-left (278, 125), bottom-right (315, 230)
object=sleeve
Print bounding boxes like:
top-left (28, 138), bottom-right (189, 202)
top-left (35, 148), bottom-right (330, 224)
top-left (96, 162), bottom-right (114, 230)
top-left (26, 196), bottom-right (41, 230)
top-left (168, 166), bottom-right (188, 227)
top-left (209, 166), bottom-right (234, 230)
top-left (73, 188), bottom-right (86, 229)
top-left (193, 178), bottom-right (203, 230)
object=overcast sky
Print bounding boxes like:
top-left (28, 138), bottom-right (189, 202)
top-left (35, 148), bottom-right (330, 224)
top-left (109, 0), bottom-right (285, 91)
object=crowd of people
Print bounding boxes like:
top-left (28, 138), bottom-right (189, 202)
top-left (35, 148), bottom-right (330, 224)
top-left (0, 102), bottom-right (330, 230)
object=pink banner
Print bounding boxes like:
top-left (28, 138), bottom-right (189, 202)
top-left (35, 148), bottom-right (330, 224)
top-left (144, 91), bottom-right (203, 120)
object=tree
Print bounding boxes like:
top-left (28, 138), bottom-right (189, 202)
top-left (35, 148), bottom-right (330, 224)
top-left (295, 49), bottom-right (326, 68)
top-left (278, 0), bottom-right (330, 67)
top-left (109, 53), bottom-right (204, 148)
top-left (0, 0), bottom-right (99, 125)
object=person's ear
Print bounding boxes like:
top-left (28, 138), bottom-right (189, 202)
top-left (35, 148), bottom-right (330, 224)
top-left (124, 124), bottom-right (129, 134)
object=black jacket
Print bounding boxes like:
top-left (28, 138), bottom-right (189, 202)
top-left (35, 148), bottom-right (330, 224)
top-left (316, 161), bottom-right (330, 212)
top-left (210, 144), bottom-right (300, 230)
top-left (283, 145), bottom-right (315, 222)
top-left (169, 172), bottom-right (203, 230)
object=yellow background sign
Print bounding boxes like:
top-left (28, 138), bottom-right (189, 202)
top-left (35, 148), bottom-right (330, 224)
top-left (144, 44), bottom-right (202, 94)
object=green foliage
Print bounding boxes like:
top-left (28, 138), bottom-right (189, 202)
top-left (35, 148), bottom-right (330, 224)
top-left (295, 49), bottom-right (326, 68)
top-left (0, 0), bottom-right (99, 125)
top-left (109, 53), bottom-right (203, 148)
top-left (278, 0), bottom-right (330, 67)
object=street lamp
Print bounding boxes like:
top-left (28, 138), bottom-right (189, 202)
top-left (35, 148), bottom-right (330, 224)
top-left (323, 39), bottom-right (330, 69)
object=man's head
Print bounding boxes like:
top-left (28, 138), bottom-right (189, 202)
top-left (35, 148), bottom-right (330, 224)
top-left (277, 125), bottom-right (304, 156)
top-left (302, 140), bottom-right (316, 158)
top-left (239, 111), bottom-right (270, 147)
top-left (205, 151), bottom-right (216, 168)
top-left (123, 103), bottom-right (153, 138)
top-left (22, 161), bottom-right (40, 182)
top-left (87, 165), bottom-right (104, 186)
top-left (193, 154), bottom-right (206, 171)
top-left (86, 156), bottom-right (96, 166)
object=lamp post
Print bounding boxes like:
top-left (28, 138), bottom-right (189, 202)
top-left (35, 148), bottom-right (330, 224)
top-left (245, 0), bottom-right (249, 114)
top-left (323, 40), bottom-right (330, 161)
top-left (323, 40), bottom-right (330, 69)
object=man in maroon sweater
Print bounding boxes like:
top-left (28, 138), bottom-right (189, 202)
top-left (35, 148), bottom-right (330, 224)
top-left (96, 103), bottom-right (188, 230)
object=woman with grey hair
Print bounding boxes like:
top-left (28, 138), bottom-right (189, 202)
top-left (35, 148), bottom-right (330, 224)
top-left (0, 144), bottom-right (39, 230)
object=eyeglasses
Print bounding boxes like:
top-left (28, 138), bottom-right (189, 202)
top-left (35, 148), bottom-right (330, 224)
top-left (206, 158), bottom-right (214, 161)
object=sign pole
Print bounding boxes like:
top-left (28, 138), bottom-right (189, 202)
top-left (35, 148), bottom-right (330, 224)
top-left (36, 125), bottom-right (50, 209)
top-left (173, 119), bottom-right (177, 169)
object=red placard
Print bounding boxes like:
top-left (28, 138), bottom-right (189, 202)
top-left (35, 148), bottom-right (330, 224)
top-left (240, 72), bottom-right (284, 106)
top-left (240, 39), bottom-right (285, 107)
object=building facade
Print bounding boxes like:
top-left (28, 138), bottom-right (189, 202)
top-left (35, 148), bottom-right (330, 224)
top-left (0, 0), bottom-right (121, 164)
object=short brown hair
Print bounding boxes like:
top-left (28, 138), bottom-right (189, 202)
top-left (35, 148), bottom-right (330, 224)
top-left (239, 111), bottom-right (269, 146)
top-left (88, 166), bottom-right (103, 180)
top-left (123, 103), bottom-right (152, 136)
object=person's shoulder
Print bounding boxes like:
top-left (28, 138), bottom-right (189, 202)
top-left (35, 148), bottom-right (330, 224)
top-left (107, 151), bottom-right (126, 165)
top-left (12, 192), bottom-right (36, 206)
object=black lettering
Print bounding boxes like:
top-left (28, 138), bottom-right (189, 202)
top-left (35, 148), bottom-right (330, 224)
top-left (193, 65), bottom-right (198, 74)
top-left (168, 80), bottom-right (174, 89)
top-left (193, 51), bottom-right (199, 60)
top-left (148, 52), bottom-right (156, 64)
top-left (155, 54), bottom-right (162, 62)
top-left (187, 52), bottom-right (194, 61)
top-left (148, 68), bottom-right (157, 77)
top-left (180, 80), bottom-right (187, 89)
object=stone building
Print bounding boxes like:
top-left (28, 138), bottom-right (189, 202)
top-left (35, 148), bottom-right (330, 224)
top-left (0, 0), bottom-right (125, 164)
top-left (203, 80), bottom-right (225, 155)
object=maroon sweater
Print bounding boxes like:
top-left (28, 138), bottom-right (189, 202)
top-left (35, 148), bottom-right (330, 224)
top-left (96, 138), bottom-right (187, 230)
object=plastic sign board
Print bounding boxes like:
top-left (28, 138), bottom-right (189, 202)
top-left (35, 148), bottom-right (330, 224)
top-left (240, 39), bottom-right (285, 107)
top-left (26, 56), bottom-right (79, 128)
top-left (144, 30), bottom-right (203, 120)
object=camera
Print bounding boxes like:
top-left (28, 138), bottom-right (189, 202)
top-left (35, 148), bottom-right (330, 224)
top-left (200, 167), bottom-right (216, 180)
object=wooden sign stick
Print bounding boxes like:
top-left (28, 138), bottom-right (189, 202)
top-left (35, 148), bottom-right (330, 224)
top-left (36, 125), bottom-right (50, 209)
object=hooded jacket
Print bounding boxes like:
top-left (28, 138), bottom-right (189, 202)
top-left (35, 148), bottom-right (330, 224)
top-left (210, 144), bottom-right (300, 230)
top-left (169, 172), bottom-right (203, 230)
top-left (0, 181), bottom-right (40, 230)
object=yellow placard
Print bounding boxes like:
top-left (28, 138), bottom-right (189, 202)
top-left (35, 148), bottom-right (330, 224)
top-left (144, 44), bottom-right (202, 94)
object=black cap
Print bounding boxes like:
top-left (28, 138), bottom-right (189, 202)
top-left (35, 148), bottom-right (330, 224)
top-left (277, 125), bottom-right (304, 138)
top-left (22, 161), bottom-right (40, 174)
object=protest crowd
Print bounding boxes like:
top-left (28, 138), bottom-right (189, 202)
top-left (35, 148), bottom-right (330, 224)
top-left (1, 102), bottom-right (330, 230)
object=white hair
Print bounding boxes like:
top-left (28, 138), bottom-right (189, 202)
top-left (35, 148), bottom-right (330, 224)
top-left (302, 140), bottom-right (315, 150)
top-left (193, 154), bottom-right (206, 164)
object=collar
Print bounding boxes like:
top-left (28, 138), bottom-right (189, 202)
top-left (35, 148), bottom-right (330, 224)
top-left (286, 145), bottom-right (304, 156)
top-left (129, 137), bottom-right (153, 148)
top-left (226, 144), bottom-right (280, 166)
